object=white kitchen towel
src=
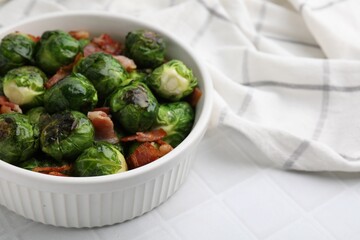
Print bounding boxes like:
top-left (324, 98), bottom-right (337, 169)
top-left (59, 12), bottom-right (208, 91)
top-left (0, 0), bottom-right (360, 171)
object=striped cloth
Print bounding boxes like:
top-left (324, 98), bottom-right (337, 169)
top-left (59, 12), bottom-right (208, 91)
top-left (1, 0), bottom-right (360, 171)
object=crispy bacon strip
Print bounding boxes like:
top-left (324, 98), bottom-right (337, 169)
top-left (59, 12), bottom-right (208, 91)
top-left (69, 30), bottom-right (90, 40)
top-left (45, 53), bottom-right (83, 89)
top-left (121, 128), bottom-right (167, 142)
top-left (112, 55), bottom-right (137, 72)
top-left (33, 165), bottom-right (71, 176)
top-left (88, 110), bottom-right (119, 144)
top-left (92, 33), bottom-right (122, 55)
top-left (0, 96), bottom-right (22, 114)
top-left (127, 142), bottom-right (161, 169)
top-left (127, 140), bottom-right (173, 169)
top-left (187, 87), bottom-right (202, 108)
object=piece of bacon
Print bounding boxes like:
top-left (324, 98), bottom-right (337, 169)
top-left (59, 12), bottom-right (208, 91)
top-left (0, 96), bottom-right (22, 114)
top-left (33, 164), bottom-right (71, 176)
top-left (83, 42), bottom-right (104, 57)
top-left (92, 33), bottom-right (122, 55)
top-left (88, 110), bottom-right (119, 144)
top-left (27, 33), bottom-right (40, 43)
top-left (45, 53), bottom-right (83, 89)
top-left (121, 128), bottom-right (167, 142)
top-left (187, 87), bottom-right (202, 108)
top-left (69, 30), bottom-right (90, 40)
top-left (112, 55), bottom-right (137, 72)
top-left (126, 140), bottom-right (173, 169)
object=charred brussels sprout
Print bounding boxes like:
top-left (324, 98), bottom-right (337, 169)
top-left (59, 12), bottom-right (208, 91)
top-left (3, 66), bottom-right (46, 108)
top-left (110, 82), bottom-right (159, 133)
top-left (124, 30), bottom-right (165, 69)
top-left (0, 32), bottom-right (36, 75)
top-left (0, 113), bottom-right (38, 164)
top-left (74, 52), bottom-right (130, 97)
top-left (44, 73), bottom-right (98, 113)
top-left (74, 141), bottom-right (127, 177)
top-left (26, 106), bottom-right (51, 131)
top-left (154, 102), bottom-right (194, 147)
top-left (147, 60), bottom-right (198, 101)
top-left (35, 30), bottom-right (80, 74)
top-left (40, 111), bottom-right (94, 161)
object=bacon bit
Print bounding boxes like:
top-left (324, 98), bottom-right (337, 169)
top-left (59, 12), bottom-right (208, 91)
top-left (0, 96), bottom-right (22, 114)
top-left (45, 53), bottom-right (83, 89)
top-left (88, 110), bottom-right (119, 144)
top-left (92, 107), bottom-right (110, 115)
top-left (121, 128), bottom-right (167, 142)
top-left (83, 42), bottom-right (103, 57)
top-left (127, 142), bottom-right (161, 169)
top-left (27, 34), bottom-right (40, 43)
top-left (69, 30), bottom-right (90, 40)
top-left (112, 55), bottom-right (137, 72)
top-left (157, 140), bottom-right (173, 156)
top-left (92, 34), bottom-right (122, 55)
top-left (33, 164), bottom-right (71, 176)
top-left (186, 87), bottom-right (202, 108)
top-left (127, 140), bottom-right (173, 169)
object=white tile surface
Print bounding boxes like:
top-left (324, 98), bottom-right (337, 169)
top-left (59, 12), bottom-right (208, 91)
top-left (222, 174), bottom-right (302, 239)
top-left (267, 169), bottom-right (345, 211)
top-left (267, 217), bottom-right (334, 240)
top-left (313, 190), bottom-right (360, 240)
top-left (170, 199), bottom-right (256, 240)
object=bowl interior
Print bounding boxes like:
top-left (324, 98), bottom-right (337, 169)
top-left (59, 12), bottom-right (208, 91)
top-left (0, 12), bottom-right (213, 188)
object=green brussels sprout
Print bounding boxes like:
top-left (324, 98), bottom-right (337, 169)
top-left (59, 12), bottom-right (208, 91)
top-left (35, 30), bottom-right (80, 74)
top-left (26, 106), bottom-right (51, 130)
top-left (0, 32), bottom-right (36, 75)
top-left (147, 60), bottom-right (198, 101)
top-left (3, 66), bottom-right (47, 108)
top-left (127, 69), bottom-right (149, 83)
top-left (74, 52), bottom-right (130, 97)
top-left (154, 102), bottom-right (194, 147)
top-left (40, 111), bottom-right (94, 161)
top-left (124, 30), bottom-right (165, 69)
top-left (0, 113), bottom-right (38, 164)
top-left (74, 141), bottom-right (127, 177)
top-left (110, 82), bottom-right (159, 133)
top-left (44, 73), bottom-right (98, 113)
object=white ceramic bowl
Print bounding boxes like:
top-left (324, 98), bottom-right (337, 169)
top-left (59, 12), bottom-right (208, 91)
top-left (0, 12), bottom-right (212, 227)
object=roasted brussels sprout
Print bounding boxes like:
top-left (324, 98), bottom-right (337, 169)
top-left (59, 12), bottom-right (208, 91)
top-left (40, 111), bottom-right (94, 161)
top-left (35, 30), bottom-right (80, 74)
top-left (127, 69), bottom-right (149, 83)
top-left (74, 141), bottom-right (127, 177)
top-left (44, 73), bottom-right (98, 113)
top-left (74, 52), bottom-right (130, 98)
top-left (147, 60), bottom-right (198, 101)
top-left (154, 102), bottom-right (194, 147)
top-left (0, 113), bottom-right (38, 164)
top-left (26, 106), bottom-right (51, 130)
top-left (0, 32), bottom-right (36, 75)
top-left (124, 30), bottom-right (165, 69)
top-left (3, 66), bottom-right (47, 108)
top-left (110, 82), bottom-right (159, 133)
